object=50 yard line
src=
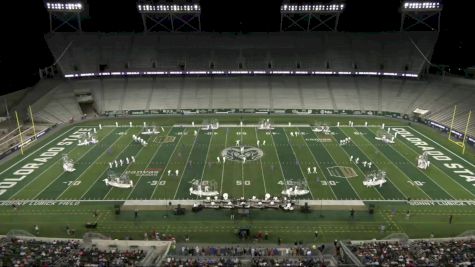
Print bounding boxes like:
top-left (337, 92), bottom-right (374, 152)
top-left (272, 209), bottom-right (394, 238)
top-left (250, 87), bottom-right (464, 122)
top-left (254, 127), bottom-right (268, 195)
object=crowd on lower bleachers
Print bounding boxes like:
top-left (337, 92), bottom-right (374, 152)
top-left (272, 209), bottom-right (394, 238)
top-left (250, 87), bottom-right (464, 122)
top-left (162, 245), bottom-right (323, 267)
top-left (0, 237), bottom-right (146, 267)
top-left (162, 257), bottom-right (324, 267)
top-left (1, 236), bottom-right (474, 266)
top-left (177, 245), bottom-right (317, 257)
top-left (410, 239), bottom-right (475, 266)
top-left (348, 239), bottom-right (475, 267)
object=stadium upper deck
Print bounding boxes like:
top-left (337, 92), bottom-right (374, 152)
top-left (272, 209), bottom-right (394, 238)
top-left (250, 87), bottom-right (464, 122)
top-left (46, 31), bottom-right (437, 77)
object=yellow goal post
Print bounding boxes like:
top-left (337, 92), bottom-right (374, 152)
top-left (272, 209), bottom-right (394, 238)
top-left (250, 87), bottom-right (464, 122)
top-left (448, 105), bottom-right (472, 154)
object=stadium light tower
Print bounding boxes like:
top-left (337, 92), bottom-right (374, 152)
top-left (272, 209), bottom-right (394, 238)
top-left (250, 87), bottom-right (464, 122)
top-left (45, 1), bottom-right (84, 32)
top-left (400, 1), bottom-right (443, 31)
top-left (137, 0), bottom-right (201, 32)
top-left (280, 1), bottom-right (345, 32)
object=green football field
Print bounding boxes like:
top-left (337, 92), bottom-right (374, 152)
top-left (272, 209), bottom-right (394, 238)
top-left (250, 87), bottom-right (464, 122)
top-left (0, 116), bottom-right (474, 202)
top-left (1, 115), bottom-right (474, 242)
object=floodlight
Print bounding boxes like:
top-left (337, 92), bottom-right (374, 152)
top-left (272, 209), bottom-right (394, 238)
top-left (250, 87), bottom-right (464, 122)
top-left (402, 1), bottom-right (441, 11)
top-left (281, 3), bottom-right (344, 13)
top-left (137, 3), bottom-right (201, 13)
top-left (45, 2), bottom-right (83, 12)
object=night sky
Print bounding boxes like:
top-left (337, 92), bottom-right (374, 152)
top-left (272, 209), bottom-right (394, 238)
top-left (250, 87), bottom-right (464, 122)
top-left (1, 0), bottom-right (474, 95)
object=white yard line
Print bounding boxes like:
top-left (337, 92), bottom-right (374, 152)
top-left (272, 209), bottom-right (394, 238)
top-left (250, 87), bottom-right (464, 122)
top-left (328, 129), bottom-right (385, 200)
top-left (358, 129), bottom-right (433, 200)
top-left (254, 128), bottom-right (268, 194)
top-left (0, 127), bottom-right (78, 176)
top-left (126, 127), bottom-right (174, 200)
top-left (298, 128), bottom-right (338, 200)
top-left (8, 128), bottom-right (114, 200)
top-left (409, 126), bottom-right (475, 168)
top-left (393, 130), bottom-right (475, 198)
top-left (103, 131), bottom-right (165, 200)
top-left (377, 130), bottom-right (457, 200)
top-left (33, 129), bottom-right (120, 200)
top-left (280, 129), bottom-right (315, 200)
top-left (219, 128), bottom-right (228, 194)
top-left (199, 130), bottom-right (214, 191)
top-left (342, 128), bottom-right (408, 199)
top-left (78, 129), bottom-right (133, 200)
top-left (240, 123), bottom-right (245, 198)
top-left (270, 131), bottom-right (290, 198)
top-left (149, 130), bottom-right (184, 200)
top-left (308, 130), bottom-right (361, 200)
top-left (173, 129), bottom-right (200, 199)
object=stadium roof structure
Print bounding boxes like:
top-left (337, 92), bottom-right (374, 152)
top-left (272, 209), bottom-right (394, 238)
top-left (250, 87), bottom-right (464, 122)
top-left (45, 31), bottom-right (437, 79)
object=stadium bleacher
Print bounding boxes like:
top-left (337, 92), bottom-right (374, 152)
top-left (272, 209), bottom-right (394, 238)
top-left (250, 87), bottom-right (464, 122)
top-left (7, 30), bottom-right (461, 137)
top-left (46, 32), bottom-right (437, 74)
top-left (29, 74), bottom-right (474, 136)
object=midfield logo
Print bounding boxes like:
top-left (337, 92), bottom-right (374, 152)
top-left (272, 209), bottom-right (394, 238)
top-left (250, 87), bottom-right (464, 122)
top-left (221, 146), bottom-right (264, 161)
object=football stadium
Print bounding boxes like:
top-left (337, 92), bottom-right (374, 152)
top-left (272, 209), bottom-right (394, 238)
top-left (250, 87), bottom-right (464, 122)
top-left (0, 0), bottom-right (474, 266)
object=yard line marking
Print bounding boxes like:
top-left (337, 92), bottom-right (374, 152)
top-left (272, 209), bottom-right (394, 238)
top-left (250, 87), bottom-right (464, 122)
top-left (31, 128), bottom-right (118, 200)
top-left (280, 128), bottom-right (315, 200)
top-left (328, 128), bottom-right (384, 200)
top-left (199, 129), bottom-right (214, 192)
top-left (173, 129), bottom-right (199, 199)
top-left (308, 130), bottom-right (361, 200)
top-left (8, 128), bottom-right (113, 200)
top-left (270, 130), bottom-right (290, 198)
top-left (409, 126), bottom-right (475, 168)
top-left (126, 127), bottom-right (174, 200)
top-left (150, 128), bottom-right (184, 200)
top-left (254, 128), bottom-right (268, 195)
top-left (297, 127), bottom-right (337, 200)
top-left (78, 128), bottom-right (133, 200)
top-left (341, 128), bottom-right (407, 199)
top-left (394, 131), bottom-right (475, 199)
top-left (377, 129), bottom-right (456, 200)
top-left (103, 130), bottom-right (165, 200)
top-left (18, 131), bottom-right (114, 199)
top-left (219, 128), bottom-right (228, 194)
top-left (52, 130), bottom-right (127, 200)
top-left (240, 122), bottom-right (245, 198)
top-left (0, 126), bottom-right (78, 176)
top-left (358, 129), bottom-right (433, 200)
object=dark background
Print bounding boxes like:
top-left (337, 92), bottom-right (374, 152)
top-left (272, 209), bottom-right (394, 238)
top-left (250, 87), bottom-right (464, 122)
top-left (1, 0), bottom-right (474, 95)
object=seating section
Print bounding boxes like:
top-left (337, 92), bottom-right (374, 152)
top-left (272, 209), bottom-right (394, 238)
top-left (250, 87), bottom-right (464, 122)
top-left (60, 76), bottom-right (474, 135)
top-left (347, 239), bottom-right (475, 267)
top-left (34, 82), bottom-right (83, 124)
top-left (46, 32), bottom-right (437, 75)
